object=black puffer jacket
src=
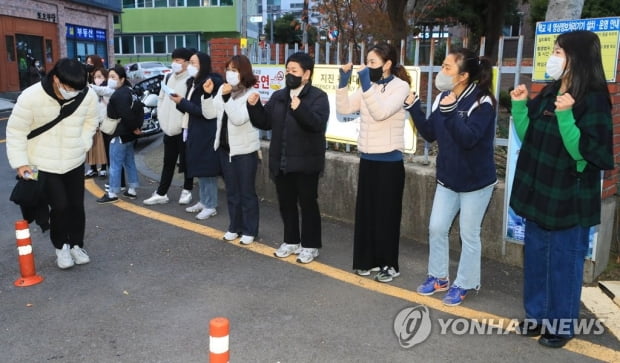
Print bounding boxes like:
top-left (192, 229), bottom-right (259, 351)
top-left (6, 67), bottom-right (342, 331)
top-left (247, 83), bottom-right (329, 176)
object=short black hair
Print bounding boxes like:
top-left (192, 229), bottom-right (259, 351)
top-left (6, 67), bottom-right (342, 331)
top-left (171, 47), bottom-right (193, 61)
top-left (52, 58), bottom-right (87, 90)
top-left (286, 52), bottom-right (315, 78)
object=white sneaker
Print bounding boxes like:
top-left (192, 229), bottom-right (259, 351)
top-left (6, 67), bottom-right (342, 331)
top-left (143, 192), bottom-right (169, 205)
top-left (56, 244), bottom-right (74, 269)
top-left (296, 247), bottom-right (319, 264)
top-left (355, 267), bottom-right (381, 276)
top-left (178, 189), bottom-right (192, 205)
top-left (239, 235), bottom-right (255, 245)
top-left (104, 184), bottom-right (126, 192)
top-left (223, 231), bottom-right (239, 241)
top-left (196, 208), bottom-right (217, 220)
top-left (70, 245), bottom-right (90, 265)
top-left (185, 202), bottom-right (204, 213)
top-left (274, 243), bottom-right (301, 258)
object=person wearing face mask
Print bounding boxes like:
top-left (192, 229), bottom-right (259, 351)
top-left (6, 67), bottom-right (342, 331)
top-left (84, 67), bottom-right (110, 179)
top-left (6, 57), bottom-right (99, 269)
top-left (336, 42), bottom-right (411, 283)
top-left (170, 52), bottom-right (223, 220)
top-left (510, 31), bottom-right (613, 348)
top-left (403, 48), bottom-right (497, 304)
top-left (247, 52), bottom-right (329, 264)
top-left (96, 65), bottom-right (142, 204)
top-left (202, 55), bottom-right (260, 244)
top-left (143, 47), bottom-right (195, 207)
top-left (84, 54), bottom-right (105, 84)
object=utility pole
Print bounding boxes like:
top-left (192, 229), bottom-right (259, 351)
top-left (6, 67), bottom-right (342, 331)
top-left (301, 0), bottom-right (309, 45)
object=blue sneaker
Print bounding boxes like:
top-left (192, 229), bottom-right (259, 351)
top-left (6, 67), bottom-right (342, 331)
top-left (416, 276), bottom-right (449, 296)
top-left (442, 285), bottom-right (470, 306)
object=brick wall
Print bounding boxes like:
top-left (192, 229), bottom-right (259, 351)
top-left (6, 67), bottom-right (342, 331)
top-left (209, 38), bottom-right (240, 75)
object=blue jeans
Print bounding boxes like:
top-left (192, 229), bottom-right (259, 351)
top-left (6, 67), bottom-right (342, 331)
top-left (523, 220), bottom-right (589, 337)
top-left (198, 176), bottom-right (218, 209)
top-left (109, 137), bottom-right (139, 194)
top-left (219, 150), bottom-right (259, 236)
top-left (427, 183), bottom-right (494, 289)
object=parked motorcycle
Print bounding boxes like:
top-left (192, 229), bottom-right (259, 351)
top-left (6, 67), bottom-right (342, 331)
top-left (132, 74), bottom-right (163, 138)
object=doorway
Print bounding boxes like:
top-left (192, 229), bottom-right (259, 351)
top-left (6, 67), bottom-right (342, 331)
top-left (16, 34), bottom-right (44, 90)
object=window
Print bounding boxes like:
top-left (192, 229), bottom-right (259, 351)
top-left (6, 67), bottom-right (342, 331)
top-left (166, 35), bottom-right (176, 52)
top-left (137, 0), bottom-right (154, 7)
top-left (114, 36), bottom-right (120, 54)
top-left (123, 0), bottom-right (136, 8)
top-left (154, 0), bottom-right (167, 6)
top-left (5, 35), bottom-right (15, 62)
top-left (143, 36), bottom-right (152, 53)
top-left (45, 39), bottom-right (53, 63)
top-left (175, 35), bottom-right (184, 48)
top-left (185, 34), bottom-right (198, 50)
top-left (121, 36), bottom-right (134, 54)
top-left (135, 36), bottom-right (144, 53)
top-left (210, 0), bottom-right (233, 5)
top-left (153, 35), bottom-right (166, 53)
top-left (168, 0), bottom-right (184, 6)
top-left (187, 0), bottom-right (200, 6)
top-left (113, 15), bottom-right (120, 24)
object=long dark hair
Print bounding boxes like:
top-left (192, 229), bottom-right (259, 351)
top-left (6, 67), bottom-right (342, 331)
top-left (556, 30), bottom-right (609, 103)
top-left (193, 52), bottom-right (212, 83)
top-left (366, 42), bottom-right (411, 85)
top-left (109, 64), bottom-right (131, 87)
top-left (451, 48), bottom-right (496, 107)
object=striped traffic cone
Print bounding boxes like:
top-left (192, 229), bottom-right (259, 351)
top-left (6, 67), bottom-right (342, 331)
top-left (209, 317), bottom-right (229, 363)
top-left (14, 220), bottom-right (44, 287)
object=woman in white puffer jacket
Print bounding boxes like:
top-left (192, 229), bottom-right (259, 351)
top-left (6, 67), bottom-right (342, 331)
top-left (202, 55), bottom-right (260, 245)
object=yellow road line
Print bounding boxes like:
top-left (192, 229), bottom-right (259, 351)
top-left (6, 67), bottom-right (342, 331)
top-left (85, 179), bottom-right (619, 361)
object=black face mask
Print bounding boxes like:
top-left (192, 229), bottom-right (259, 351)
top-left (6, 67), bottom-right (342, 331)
top-left (85, 64), bottom-right (94, 73)
top-left (285, 74), bottom-right (303, 89)
top-left (368, 66), bottom-right (384, 82)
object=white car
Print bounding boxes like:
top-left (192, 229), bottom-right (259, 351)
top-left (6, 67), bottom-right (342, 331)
top-left (126, 61), bottom-right (171, 83)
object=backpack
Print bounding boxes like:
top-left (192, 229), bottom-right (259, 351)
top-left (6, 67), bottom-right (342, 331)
top-left (129, 88), bottom-right (145, 130)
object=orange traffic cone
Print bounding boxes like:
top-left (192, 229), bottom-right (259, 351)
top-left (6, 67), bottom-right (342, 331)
top-left (14, 220), bottom-right (44, 287)
top-left (209, 317), bottom-right (230, 363)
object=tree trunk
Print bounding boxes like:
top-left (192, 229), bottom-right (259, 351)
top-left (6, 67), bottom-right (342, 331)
top-left (386, 0), bottom-right (408, 44)
top-left (545, 0), bottom-right (584, 21)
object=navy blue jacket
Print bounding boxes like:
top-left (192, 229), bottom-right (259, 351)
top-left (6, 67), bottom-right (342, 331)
top-left (177, 73), bottom-right (223, 178)
top-left (407, 84), bottom-right (497, 192)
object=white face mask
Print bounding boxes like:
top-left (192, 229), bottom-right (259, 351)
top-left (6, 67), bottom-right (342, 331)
top-left (171, 62), bottom-right (183, 74)
top-left (545, 55), bottom-right (566, 80)
top-left (187, 64), bottom-right (198, 78)
top-left (435, 71), bottom-right (455, 92)
top-left (226, 70), bottom-right (240, 86)
top-left (57, 82), bottom-right (80, 100)
top-left (94, 77), bottom-right (104, 86)
top-left (107, 79), bottom-right (118, 89)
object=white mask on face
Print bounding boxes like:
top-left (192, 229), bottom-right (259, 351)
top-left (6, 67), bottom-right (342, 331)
top-left (107, 79), bottom-right (118, 89)
top-left (94, 77), bottom-right (104, 86)
top-left (171, 62), bottom-right (183, 73)
top-left (187, 64), bottom-right (198, 78)
top-left (435, 71), bottom-right (455, 92)
top-left (226, 70), bottom-right (240, 86)
top-left (545, 55), bottom-right (566, 80)
top-left (56, 81), bottom-right (79, 99)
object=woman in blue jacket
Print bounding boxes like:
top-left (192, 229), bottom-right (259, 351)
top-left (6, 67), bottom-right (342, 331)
top-left (171, 52), bottom-right (222, 220)
top-left (405, 48), bottom-right (497, 306)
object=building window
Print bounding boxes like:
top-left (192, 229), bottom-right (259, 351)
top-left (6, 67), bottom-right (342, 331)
top-left (114, 15), bottom-right (120, 24)
top-left (143, 36), bottom-right (152, 53)
top-left (168, 0), bottom-right (184, 6)
top-left (153, 35), bottom-right (166, 53)
top-left (185, 34), bottom-right (198, 50)
top-left (137, 0), bottom-right (154, 7)
top-left (5, 36), bottom-right (15, 62)
top-left (210, 0), bottom-right (233, 5)
top-left (121, 35), bottom-right (135, 53)
top-left (154, 0), bottom-right (167, 6)
top-left (123, 0), bottom-right (136, 8)
top-left (187, 0), bottom-right (200, 6)
top-left (114, 36), bottom-right (120, 54)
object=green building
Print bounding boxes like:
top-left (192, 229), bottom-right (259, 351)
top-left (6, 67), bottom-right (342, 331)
top-left (114, 0), bottom-right (260, 63)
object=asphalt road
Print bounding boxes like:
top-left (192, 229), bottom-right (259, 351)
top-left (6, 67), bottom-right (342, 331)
top-left (1, 109), bottom-right (618, 362)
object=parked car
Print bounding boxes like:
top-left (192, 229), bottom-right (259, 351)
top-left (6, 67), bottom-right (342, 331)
top-left (126, 61), bottom-right (171, 84)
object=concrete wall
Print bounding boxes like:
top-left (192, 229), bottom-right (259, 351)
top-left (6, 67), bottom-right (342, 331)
top-left (255, 142), bottom-right (526, 267)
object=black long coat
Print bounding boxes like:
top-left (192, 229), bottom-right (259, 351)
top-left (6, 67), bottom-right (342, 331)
top-left (177, 74), bottom-right (223, 178)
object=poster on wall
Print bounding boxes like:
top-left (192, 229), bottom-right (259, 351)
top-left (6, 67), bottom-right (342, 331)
top-left (252, 64), bottom-right (421, 154)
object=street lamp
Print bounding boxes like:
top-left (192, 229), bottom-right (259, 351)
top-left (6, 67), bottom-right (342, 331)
top-left (267, 5), bottom-right (280, 44)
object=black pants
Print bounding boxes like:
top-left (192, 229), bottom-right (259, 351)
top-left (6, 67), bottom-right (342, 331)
top-left (40, 165), bottom-right (86, 249)
top-left (157, 133), bottom-right (193, 196)
top-left (274, 172), bottom-right (321, 248)
top-left (353, 158), bottom-right (404, 271)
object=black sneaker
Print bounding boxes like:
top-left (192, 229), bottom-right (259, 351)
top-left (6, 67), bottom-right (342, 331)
top-left (123, 191), bottom-right (137, 199)
top-left (97, 194), bottom-right (118, 204)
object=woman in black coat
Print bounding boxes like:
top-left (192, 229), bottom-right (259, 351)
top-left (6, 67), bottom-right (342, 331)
top-left (247, 52), bottom-right (329, 264)
top-left (171, 52), bottom-right (222, 220)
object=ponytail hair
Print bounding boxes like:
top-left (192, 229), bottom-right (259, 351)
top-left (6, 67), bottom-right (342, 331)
top-left (450, 48), bottom-right (496, 108)
top-left (367, 42), bottom-right (411, 85)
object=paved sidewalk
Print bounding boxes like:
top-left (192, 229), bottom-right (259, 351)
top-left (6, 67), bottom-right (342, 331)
top-left (0, 98), bottom-right (14, 111)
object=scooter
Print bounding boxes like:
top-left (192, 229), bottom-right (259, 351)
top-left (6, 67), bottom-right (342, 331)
top-left (132, 75), bottom-right (163, 138)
